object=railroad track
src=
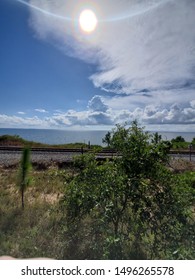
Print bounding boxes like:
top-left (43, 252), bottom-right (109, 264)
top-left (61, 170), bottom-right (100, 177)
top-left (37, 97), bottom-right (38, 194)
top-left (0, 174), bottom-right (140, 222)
top-left (0, 146), bottom-right (194, 167)
top-left (0, 146), bottom-right (87, 153)
top-left (0, 146), bottom-right (118, 166)
top-left (0, 146), bottom-right (118, 156)
top-left (0, 146), bottom-right (194, 155)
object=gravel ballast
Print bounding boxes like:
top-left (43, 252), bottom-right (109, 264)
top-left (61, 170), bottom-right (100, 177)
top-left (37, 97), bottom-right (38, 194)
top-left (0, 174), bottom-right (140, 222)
top-left (0, 150), bottom-right (81, 167)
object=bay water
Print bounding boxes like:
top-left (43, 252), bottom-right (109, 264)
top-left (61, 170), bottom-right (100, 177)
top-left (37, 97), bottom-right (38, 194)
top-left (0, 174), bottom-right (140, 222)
top-left (0, 128), bottom-right (194, 146)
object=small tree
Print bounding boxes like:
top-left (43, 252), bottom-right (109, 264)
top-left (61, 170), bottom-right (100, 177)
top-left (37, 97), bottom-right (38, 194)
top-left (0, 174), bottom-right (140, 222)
top-left (62, 121), bottom-right (194, 259)
top-left (171, 136), bottom-right (187, 149)
top-left (172, 136), bottom-right (185, 142)
top-left (102, 131), bottom-right (112, 147)
top-left (109, 120), bottom-right (170, 177)
top-left (151, 132), bottom-right (162, 144)
top-left (18, 147), bottom-right (31, 209)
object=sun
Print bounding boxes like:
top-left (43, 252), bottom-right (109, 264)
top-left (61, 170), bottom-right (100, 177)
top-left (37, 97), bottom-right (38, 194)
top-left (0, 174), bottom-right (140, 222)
top-left (79, 9), bottom-right (97, 33)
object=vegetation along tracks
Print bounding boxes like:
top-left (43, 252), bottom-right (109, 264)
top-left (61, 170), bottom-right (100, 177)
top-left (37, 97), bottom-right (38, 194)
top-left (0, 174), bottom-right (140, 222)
top-left (0, 146), bottom-right (195, 167)
top-left (0, 146), bottom-right (118, 167)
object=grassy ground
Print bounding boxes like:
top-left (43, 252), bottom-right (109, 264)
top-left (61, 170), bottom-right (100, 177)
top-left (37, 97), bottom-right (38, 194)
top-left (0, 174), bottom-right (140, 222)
top-left (0, 159), bottom-right (195, 259)
top-left (0, 165), bottom-right (72, 259)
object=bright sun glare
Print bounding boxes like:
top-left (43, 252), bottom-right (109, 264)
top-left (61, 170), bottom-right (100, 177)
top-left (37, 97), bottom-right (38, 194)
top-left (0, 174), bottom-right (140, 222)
top-left (79, 9), bottom-right (97, 33)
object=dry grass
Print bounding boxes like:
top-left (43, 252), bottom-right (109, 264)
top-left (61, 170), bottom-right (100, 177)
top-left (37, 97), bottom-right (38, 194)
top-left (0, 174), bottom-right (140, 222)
top-left (0, 166), bottom-right (68, 259)
top-left (0, 160), bottom-right (194, 260)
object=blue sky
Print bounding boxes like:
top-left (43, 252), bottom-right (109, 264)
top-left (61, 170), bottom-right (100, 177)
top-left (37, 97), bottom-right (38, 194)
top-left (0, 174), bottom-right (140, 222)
top-left (0, 0), bottom-right (195, 131)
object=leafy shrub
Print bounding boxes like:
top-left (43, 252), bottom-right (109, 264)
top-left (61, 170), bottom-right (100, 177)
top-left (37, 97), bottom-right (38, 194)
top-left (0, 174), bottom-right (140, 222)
top-left (62, 121), bottom-right (195, 259)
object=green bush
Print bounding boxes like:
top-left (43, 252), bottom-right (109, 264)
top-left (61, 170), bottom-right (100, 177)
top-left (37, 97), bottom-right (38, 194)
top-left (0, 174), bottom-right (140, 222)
top-left (62, 121), bottom-right (195, 259)
top-left (171, 136), bottom-right (189, 149)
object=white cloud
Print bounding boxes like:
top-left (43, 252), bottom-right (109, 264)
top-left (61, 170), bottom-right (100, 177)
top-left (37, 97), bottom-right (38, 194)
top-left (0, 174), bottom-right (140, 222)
top-left (140, 102), bottom-right (195, 125)
top-left (103, 88), bottom-right (195, 113)
top-left (35, 108), bottom-right (48, 113)
top-left (89, 0), bottom-right (195, 94)
top-left (0, 114), bottom-right (56, 128)
top-left (52, 96), bottom-right (113, 126)
top-left (1, 96), bottom-right (195, 130)
top-left (3, 0), bottom-right (195, 129)
top-left (17, 111), bottom-right (26, 115)
top-left (27, 1), bottom-right (195, 88)
top-left (88, 95), bottom-right (108, 112)
top-left (190, 100), bottom-right (195, 109)
top-left (26, 0), bottom-right (195, 112)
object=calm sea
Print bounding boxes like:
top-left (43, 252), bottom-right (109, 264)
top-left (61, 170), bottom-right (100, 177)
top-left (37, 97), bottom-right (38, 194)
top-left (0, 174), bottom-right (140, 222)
top-left (0, 128), bottom-right (195, 146)
top-left (0, 129), bottom-right (108, 146)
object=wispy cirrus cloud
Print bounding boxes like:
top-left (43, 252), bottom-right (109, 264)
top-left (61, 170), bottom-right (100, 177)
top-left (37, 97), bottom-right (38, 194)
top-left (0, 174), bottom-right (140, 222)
top-left (27, 0), bottom-right (195, 95)
top-left (90, 0), bottom-right (195, 94)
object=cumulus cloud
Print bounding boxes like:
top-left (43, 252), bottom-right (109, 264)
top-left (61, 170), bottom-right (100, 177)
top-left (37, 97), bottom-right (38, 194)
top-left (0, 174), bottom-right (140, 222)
top-left (1, 97), bottom-right (195, 129)
top-left (190, 100), bottom-right (195, 109)
top-left (0, 114), bottom-right (57, 128)
top-left (138, 102), bottom-right (195, 125)
top-left (88, 95), bottom-right (108, 112)
top-left (52, 96), bottom-right (113, 126)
